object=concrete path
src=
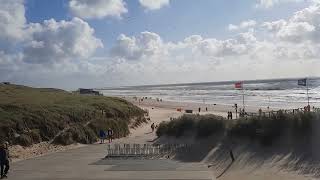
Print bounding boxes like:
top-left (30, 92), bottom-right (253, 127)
top-left (9, 107), bottom-right (214, 180)
top-left (10, 144), bottom-right (213, 180)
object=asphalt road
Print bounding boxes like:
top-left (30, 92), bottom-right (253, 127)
top-left (9, 144), bottom-right (214, 180)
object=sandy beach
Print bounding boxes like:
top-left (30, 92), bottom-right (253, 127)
top-left (123, 96), bottom-right (280, 118)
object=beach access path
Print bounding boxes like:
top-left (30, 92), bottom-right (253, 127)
top-left (8, 106), bottom-right (214, 180)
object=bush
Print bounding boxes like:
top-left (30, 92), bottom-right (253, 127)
top-left (53, 131), bottom-right (73, 145)
top-left (157, 111), bottom-right (319, 147)
top-left (0, 84), bottom-right (145, 146)
top-left (28, 129), bottom-right (42, 143)
top-left (15, 134), bottom-right (33, 146)
top-left (197, 115), bottom-right (225, 137)
top-left (156, 114), bottom-right (225, 138)
top-left (229, 111), bottom-right (318, 146)
top-left (156, 122), bottom-right (169, 137)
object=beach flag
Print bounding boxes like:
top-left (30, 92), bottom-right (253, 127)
top-left (298, 78), bottom-right (307, 86)
top-left (235, 82), bottom-right (243, 89)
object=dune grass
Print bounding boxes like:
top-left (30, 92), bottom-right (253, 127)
top-left (0, 84), bottom-right (146, 146)
top-left (156, 114), bottom-right (225, 138)
top-left (156, 110), bottom-right (319, 146)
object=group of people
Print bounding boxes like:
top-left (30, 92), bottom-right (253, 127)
top-left (227, 111), bottom-right (233, 120)
top-left (151, 123), bottom-right (158, 132)
top-left (99, 128), bottom-right (114, 144)
top-left (0, 142), bottom-right (10, 179)
top-left (198, 107), bottom-right (208, 113)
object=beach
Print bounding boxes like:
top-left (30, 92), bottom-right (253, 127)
top-left (123, 96), bottom-right (278, 118)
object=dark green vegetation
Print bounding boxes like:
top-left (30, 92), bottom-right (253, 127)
top-left (0, 84), bottom-right (146, 146)
top-left (157, 114), bottom-right (225, 138)
top-left (157, 111), bottom-right (319, 146)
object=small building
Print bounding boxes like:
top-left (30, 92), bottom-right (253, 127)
top-left (78, 88), bottom-right (101, 96)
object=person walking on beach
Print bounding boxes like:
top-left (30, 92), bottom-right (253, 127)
top-left (206, 107), bottom-right (208, 111)
top-left (230, 112), bottom-right (233, 120)
top-left (107, 128), bottom-right (113, 143)
top-left (198, 107), bottom-right (201, 113)
top-left (227, 112), bottom-right (231, 120)
top-left (151, 123), bottom-right (155, 132)
top-left (0, 142), bottom-right (10, 179)
top-left (229, 149), bottom-right (235, 162)
top-left (99, 129), bottom-right (106, 144)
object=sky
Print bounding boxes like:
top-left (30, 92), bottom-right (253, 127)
top-left (0, 0), bottom-right (319, 89)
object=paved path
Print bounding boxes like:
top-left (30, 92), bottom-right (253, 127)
top-left (9, 107), bottom-right (214, 180)
top-left (10, 144), bottom-right (213, 180)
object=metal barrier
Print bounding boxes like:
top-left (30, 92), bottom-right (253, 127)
top-left (105, 143), bottom-right (191, 158)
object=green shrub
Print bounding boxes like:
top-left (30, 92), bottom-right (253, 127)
top-left (28, 129), bottom-right (42, 143)
top-left (157, 110), bottom-right (319, 147)
top-left (156, 122), bottom-right (169, 137)
top-left (156, 114), bottom-right (225, 138)
top-left (197, 115), bottom-right (225, 137)
top-left (0, 84), bottom-right (145, 146)
top-left (15, 134), bottom-right (33, 146)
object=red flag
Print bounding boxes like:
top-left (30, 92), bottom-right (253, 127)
top-left (235, 82), bottom-right (243, 89)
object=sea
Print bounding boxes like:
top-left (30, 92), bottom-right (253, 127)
top-left (100, 78), bottom-right (320, 109)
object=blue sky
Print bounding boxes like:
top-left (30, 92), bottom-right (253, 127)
top-left (0, 0), bottom-right (319, 89)
top-left (25, 0), bottom-right (310, 48)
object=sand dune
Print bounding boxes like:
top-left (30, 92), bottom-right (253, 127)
top-left (136, 102), bottom-right (320, 180)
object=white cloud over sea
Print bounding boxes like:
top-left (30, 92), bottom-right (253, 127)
top-left (0, 0), bottom-right (320, 89)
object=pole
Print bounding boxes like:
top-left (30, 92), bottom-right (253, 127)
top-left (242, 84), bottom-right (245, 111)
top-left (306, 78), bottom-right (310, 106)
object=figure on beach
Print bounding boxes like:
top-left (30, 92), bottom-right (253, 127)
top-left (99, 129), bottom-right (106, 144)
top-left (151, 123), bottom-right (155, 132)
top-left (229, 149), bottom-right (235, 162)
top-left (107, 128), bottom-right (114, 143)
top-left (0, 142), bottom-right (10, 179)
top-left (206, 107), bottom-right (208, 111)
top-left (198, 107), bottom-right (201, 113)
top-left (227, 111), bottom-right (233, 120)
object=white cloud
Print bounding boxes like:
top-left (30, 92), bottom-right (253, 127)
top-left (111, 30), bottom-right (257, 61)
top-left (256, 0), bottom-right (304, 8)
top-left (111, 31), bottom-right (165, 60)
top-left (69, 0), bottom-right (127, 19)
top-left (262, 3), bottom-right (320, 43)
top-left (23, 18), bottom-right (103, 64)
top-left (0, 0), bottom-right (26, 51)
top-left (228, 20), bottom-right (257, 31)
top-left (1, 0), bottom-right (320, 88)
top-left (139, 0), bottom-right (170, 10)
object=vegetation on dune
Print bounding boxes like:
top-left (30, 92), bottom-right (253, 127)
top-left (156, 114), bottom-right (225, 138)
top-left (156, 111), bottom-right (319, 146)
top-left (0, 84), bottom-right (146, 146)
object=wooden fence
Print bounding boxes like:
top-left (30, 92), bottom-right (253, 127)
top-left (105, 143), bottom-right (191, 158)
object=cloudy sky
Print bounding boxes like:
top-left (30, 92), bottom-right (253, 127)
top-left (0, 0), bottom-right (319, 89)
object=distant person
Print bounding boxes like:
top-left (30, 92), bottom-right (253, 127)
top-left (227, 111), bottom-right (232, 120)
top-left (0, 142), bottom-right (10, 179)
top-left (206, 107), bottom-right (208, 111)
top-left (198, 107), bottom-right (201, 113)
top-left (107, 128), bottom-right (113, 143)
top-left (229, 149), bottom-right (235, 162)
top-left (99, 129), bottom-right (106, 144)
top-left (151, 123), bottom-right (155, 132)
top-left (258, 108), bottom-right (262, 116)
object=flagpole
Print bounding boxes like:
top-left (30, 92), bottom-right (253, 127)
top-left (306, 78), bottom-right (310, 106)
top-left (242, 82), bottom-right (245, 111)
